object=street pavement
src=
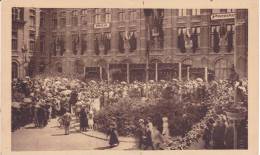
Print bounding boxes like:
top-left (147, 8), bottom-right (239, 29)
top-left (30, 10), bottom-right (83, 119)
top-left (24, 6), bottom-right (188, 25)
top-left (11, 116), bottom-right (138, 151)
top-left (12, 115), bottom-right (205, 151)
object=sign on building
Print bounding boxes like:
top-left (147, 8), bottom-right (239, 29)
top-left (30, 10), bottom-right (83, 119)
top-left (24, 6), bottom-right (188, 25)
top-left (211, 13), bottom-right (236, 20)
top-left (94, 23), bottom-right (110, 29)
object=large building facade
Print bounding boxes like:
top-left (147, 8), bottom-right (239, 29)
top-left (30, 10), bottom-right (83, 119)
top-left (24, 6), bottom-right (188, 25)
top-left (12, 8), bottom-right (248, 82)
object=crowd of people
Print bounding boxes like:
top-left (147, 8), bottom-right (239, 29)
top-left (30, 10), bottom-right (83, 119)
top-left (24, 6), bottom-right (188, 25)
top-left (11, 74), bottom-right (248, 149)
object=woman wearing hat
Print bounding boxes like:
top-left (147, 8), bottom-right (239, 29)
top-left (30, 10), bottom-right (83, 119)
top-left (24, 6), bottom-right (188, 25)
top-left (107, 121), bottom-right (119, 147)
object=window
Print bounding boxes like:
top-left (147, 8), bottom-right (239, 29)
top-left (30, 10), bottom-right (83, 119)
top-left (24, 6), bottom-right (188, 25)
top-left (227, 9), bottom-right (236, 13)
top-left (29, 41), bottom-right (35, 51)
top-left (60, 12), bottom-right (66, 28)
top-left (29, 30), bottom-right (35, 40)
top-left (29, 16), bottom-right (35, 27)
top-left (72, 34), bottom-right (80, 55)
top-left (94, 14), bottom-right (101, 23)
top-left (226, 24), bottom-right (235, 52)
top-left (40, 34), bottom-right (45, 53)
top-left (118, 31), bottom-right (125, 52)
top-left (103, 32), bottom-right (111, 54)
top-left (178, 9), bottom-right (187, 16)
top-left (81, 16), bottom-right (88, 25)
top-left (105, 13), bottom-right (111, 22)
top-left (52, 12), bottom-right (58, 28)
top-left (129, 10), bottom-right (137, 21)
top-left (81, 9), bottom-right (88, 15)
top-left (119, 12), bottom-right (125, 21)
top-left (190, 27), bottom-right (200, 52)
top-left (105, 8), bottom-right (111, 12)
top-left (81, 9), bottom-right (88, 25)
top-left (12, 31), bottom-right (18, 50)
top-left (191, 9), bottom-right (200, 16)
top-left (211, 25), bottom-right (220, 52)
top-left (60, 18), bottom-right (66, 28)
top-left (12, 8), bottom-right (19, 21)
top-left (212, 9), bottom-right (221, 14)
top-left (40, 12), bottom-right (45, 27)
top-left (81, 34), bottom-right (87, 55)
top-left (71, 10), bottom-right (78, 26)
top-left (95, 8), bottom-right (102, 14)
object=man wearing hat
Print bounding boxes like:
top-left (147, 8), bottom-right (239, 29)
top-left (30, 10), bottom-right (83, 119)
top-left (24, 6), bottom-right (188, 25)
top-left (137, 119), bottom-right (146, 149)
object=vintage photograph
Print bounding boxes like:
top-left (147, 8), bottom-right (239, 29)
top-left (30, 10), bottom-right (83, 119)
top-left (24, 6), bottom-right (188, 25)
top-left (11, 8), bottom-right (248, 151)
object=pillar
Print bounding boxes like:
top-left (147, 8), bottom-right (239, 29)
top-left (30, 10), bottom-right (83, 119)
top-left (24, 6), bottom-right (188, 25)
top-left (99, 66), bottom-right (103, 81)
top-left (204, 67), bottom-right (208, 82)
top-left (127, 63), bottom-right (130, 83)
top-left (178, 62), bottom-right (182, 81)
top-left (187, 66), bottom-right (190, 81)
top-left (155, 62), bottom-right (158, 82)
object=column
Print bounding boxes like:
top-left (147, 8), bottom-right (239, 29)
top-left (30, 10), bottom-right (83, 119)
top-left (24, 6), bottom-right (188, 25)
top-left (187, 66), bottom-right (190, 81)
top-left (178, 62), bottom-right (182, 81)
top-left (155, 62), bottom-right (158, 82)
top-left (127, 63), bottom-right (130, 83)
top-left (99, 66), bottom-right (103, 81)
top-left (204, 67), bottom-right (208, 82)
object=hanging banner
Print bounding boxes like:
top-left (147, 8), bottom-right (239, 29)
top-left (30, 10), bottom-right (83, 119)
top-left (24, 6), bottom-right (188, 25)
top-left (94, 23), bottom-right (110, 29)
top-left (211, 13), bottom-right (236, 20)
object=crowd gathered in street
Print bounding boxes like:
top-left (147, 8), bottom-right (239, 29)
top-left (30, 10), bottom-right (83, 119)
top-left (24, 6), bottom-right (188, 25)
top-left (11, 73), bottom-right (248, 149)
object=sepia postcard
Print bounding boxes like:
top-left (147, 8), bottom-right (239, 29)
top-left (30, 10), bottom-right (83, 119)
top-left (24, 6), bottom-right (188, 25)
top-left (1, 0), bottom-right (258, 155)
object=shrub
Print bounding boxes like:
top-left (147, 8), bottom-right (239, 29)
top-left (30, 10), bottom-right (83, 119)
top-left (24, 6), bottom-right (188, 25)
top-left (94, 97), bottom-right (208, 137)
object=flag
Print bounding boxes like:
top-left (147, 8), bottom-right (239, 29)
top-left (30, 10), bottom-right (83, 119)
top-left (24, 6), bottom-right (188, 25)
top-left (94, 36), bottom-right (100, 55)
top-left (226, 28), bottom-right (233, 52)
top-left (118, 32), bottom-right (124, 53)
top-left (213, 28), bottom-right (220, 53)
top-left (191, 28), bottom-right (198, 53)
top-left (178, 29), bottom-right (186, 53)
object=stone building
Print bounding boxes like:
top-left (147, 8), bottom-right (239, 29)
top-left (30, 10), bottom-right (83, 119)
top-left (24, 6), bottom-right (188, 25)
top-left (12, 8), bottom-right (248, 82)
top-left (12, 8), bottom-right (42, 79)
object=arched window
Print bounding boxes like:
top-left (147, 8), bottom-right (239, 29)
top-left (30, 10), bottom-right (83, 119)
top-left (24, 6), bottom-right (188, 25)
top-left (201, 58), bottom-right (208, 67)
top-left (12, 62), bottom-right (19, 79)
top-left (56, 62), bottom-right (62, 73)
top-left (214, 58), bottom-right (231, 80)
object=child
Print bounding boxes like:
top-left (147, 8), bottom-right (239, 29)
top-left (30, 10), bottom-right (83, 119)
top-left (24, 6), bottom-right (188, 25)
top-left (62, 110), bottom-right (72, 135)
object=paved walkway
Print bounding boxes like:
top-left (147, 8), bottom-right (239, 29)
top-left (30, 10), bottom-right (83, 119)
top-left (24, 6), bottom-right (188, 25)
top-left (12, 116), bottom-right (138, 151)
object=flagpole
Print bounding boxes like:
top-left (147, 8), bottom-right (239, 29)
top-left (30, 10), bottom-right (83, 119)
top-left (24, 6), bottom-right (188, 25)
top-left (143, 8), bottom-right (152, 99)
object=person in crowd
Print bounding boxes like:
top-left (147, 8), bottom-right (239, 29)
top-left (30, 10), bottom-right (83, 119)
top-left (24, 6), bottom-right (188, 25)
top-left (79, 107), bottom-right (88, 131)
top-left (144, 122), bottom-right (154, 150)
top-left (137, 119), bottom-right (146, 149)
top-left (88, 109), bottom-right (94, 130)
top-left (69, 89), bottom-right (78, 114)
top-left (224, 119), bottom-right (235, 149)
top-left (107, 122), bottom-right (119, 148)
top-left (62, 109), bottom-right (72, 135)
top-left (33, 104), bottom-right (40, 127)
top-left (203, 122), bottom-right (213, 149)
top-left (152, 125), bottom-right (165, 149)
top-left (212, 119), bottom-right (226, 149)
